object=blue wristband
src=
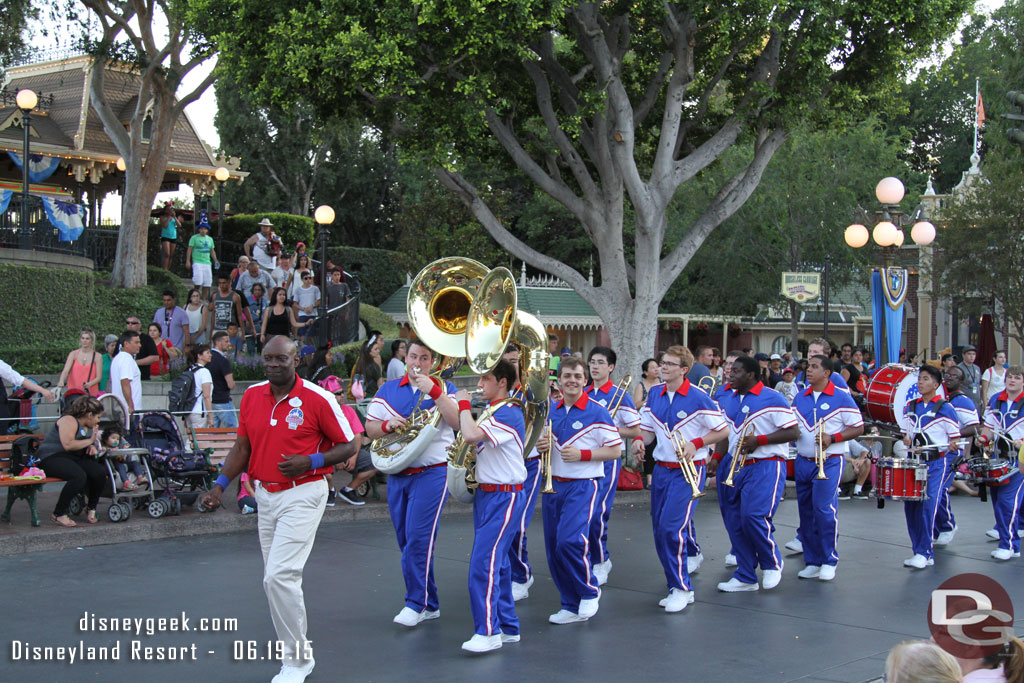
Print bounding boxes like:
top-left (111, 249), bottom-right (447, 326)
top-left (308, 452), bottom-right (325, 469)
top-left (215, 474), bottom-right (231, 490)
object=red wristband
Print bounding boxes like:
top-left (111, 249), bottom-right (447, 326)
top-left (756, 434), bottom-right (769, 447)
top-left (691, 437), bottom-right (705, 450)
top-left (428, 382), bottom-right (443, 401)
top-left (382, 420), bottom-right (390, 434)
top-left (712, 452), bottom-right (723, 462)
top-left (632, 436), bottom-right (644, 443)
top-left (832, 433), bottom-right (843, 443)
top-left (580, 449), bottom-right (592, 461)
top-left (458, 400), bottom-right (472, 413)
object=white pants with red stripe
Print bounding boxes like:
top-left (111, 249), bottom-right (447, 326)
top-left (469, 489), bottom-right (525, 636)
top-left (254, 477), bottom-right (328, 666)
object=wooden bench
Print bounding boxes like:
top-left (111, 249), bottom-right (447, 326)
top-left (0, 433), bottom-right (62, 527)
top-left (190, 427), bottom-right (237, 467)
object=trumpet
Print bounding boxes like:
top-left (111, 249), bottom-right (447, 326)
top-left (814, 419), bottom-right (828, 480)
top-left (723, 421), bottom-right (755, 487)
top-left (670, 432), bottom-right (705, 498)
top-left (540, 417), bottom-right (555, 494)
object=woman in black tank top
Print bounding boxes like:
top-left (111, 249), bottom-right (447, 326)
top-left (37, 396), bottom-right (108, 526)
top-left (261, 287), bottom-right (305, 342)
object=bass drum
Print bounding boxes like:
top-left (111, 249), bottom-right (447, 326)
top-left (865, 364), bottom-right (944, 431)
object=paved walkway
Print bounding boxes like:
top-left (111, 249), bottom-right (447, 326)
top-left (2, 487), bottom-right (1022, 682)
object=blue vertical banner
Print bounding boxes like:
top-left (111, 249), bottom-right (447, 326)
top-left (871, 269), bottom-right (885, 365)
top-left (881, 267), bottom-right (908, 366)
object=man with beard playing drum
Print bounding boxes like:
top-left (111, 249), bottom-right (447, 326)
top-left (791, 355), bottom-right (863, 582)
top-left (632, 345), bottom-right (728, 611)
top-left (977, 365), bottom-right (1024, 561)
top-left (899, 364), bottom-right (961, 569)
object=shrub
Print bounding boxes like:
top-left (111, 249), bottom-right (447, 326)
top-left (329, 246), bottom-right (421, 305)
top-left (221, 213), bottom-right (315, 254)
top-left (360, 304), bottom-right (400, 338)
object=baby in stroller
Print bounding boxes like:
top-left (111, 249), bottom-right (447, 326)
top-left (98, 426), bottom-right (149, 490)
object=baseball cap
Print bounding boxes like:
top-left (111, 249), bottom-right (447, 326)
top-left (770, 353), bottom-right (782, 360)
top-left (962, 344), bottom-right (977, 352)
top-left (754, 352), bottom-right (769, 361)
top-left (782, 367), bottom-right (794, 376)
top-left (561, 347), bottom-right (572, 355)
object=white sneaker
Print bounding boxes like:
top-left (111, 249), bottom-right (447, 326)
top-left (511, 576), bottom-right (534, 602)
top-left (797, 565), bottom-right (821, 579)
top-left (784, 539), bottom-right (803, 554)
top-left (986, 528), bottom-right (1000, 540)
top-left (934, 525), bottom-right (958, 546)
top-left (663, 588), bottom-right (694, 613)
top-left (818, 565), bottom-right (837, 581)
top-left (393, 607), bottom-right (440, 627)
top-left (500, 633), bottom-right (520, 644)
top-left (991, 548), bottom-right (1020, 561)
top-left (686, 553), bottom-right (704, 575)
top-left (724, 553), bottom-right (738, 567)
top-left (762, 566), bottom-right (783, 590)
top-left (461, 634), bottom-right (502, 653)
top-left (578, 590), bottom-right (600, 618)
top-left (658, 591), bottom-right (672, 607)
top-left (592, 559), bottom-right (612, 585)
top-left (717, 578), bottom-right (759, 592)
top-left (272, 658), bottom-right (315, 683)
top-left (549, 609), bottom-right (588, 624)
top-left (903, 554), bottom-right (932, 569)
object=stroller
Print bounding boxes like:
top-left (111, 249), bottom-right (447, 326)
top-left (129, 410), bottom-right (217, 518)
top-left (65, 393), bottom-right (157, 522)
top-left (3, 379), bottom-right (51, 434)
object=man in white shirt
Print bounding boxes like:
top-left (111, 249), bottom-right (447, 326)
top-left (292, 273), bottom-right (321, 343)
top-left (271, 253), bottom-right (295, 290)
top-left (111, 331), bottom-right (143, 412)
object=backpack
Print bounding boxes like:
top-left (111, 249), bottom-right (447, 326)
top-left (167, 366), bottom-right (199, 414)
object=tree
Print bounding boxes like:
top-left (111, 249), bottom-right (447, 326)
top-left (203, 0), bottom-right (969, 373)
top-left (937, 151), bottom-right (1024, 348)
top-left (79, 0), bottom-right (217, 288)
top-left (667, 118), bottom-right (915, 352)
top-left (0, 0), bottom-right (37, 70)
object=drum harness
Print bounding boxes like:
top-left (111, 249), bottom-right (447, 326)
top-left (905, 397), bottom-right (950, 462)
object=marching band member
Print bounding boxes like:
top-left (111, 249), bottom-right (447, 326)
top-left (451, 359), bottom-right (526, 653)
top-left (900, 364), bottom-right (961, 569)
top-left (365, 339), bottom-right (460, 627)
top-left (978, 365), bottom-right (1024, 561)
top-left (709, 355), bottom-right (798, 592)
top-left (787, 338), bottom-right (850, 557)
top-left (632, 346), bottom-right (728, 612)
top-left (791, 355), bottom-right (863, 581)
top-left (933, 366), bottom-right (980, 547)
top-left (712, 350), bottom-right (742, 569)
top-left (585, 346), bottom-right (640, 586)
top-left (536, 358), bottom-right (622, 624)
top-left (505, 345), bottom-right (543, 602)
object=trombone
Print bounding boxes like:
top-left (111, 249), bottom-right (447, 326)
top-left (540, 417), bottom-right (556, 494)
top-left (607, 375), bottom-right (633, 418)
top-left (670, 432), bottom-right (705, 498)
top-left (723, 421), bottom-right (755, 487)
top-left (696, 374), bottom-right (718, 396)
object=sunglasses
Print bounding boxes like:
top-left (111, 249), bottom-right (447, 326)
top-left (126, 320), bottom-right (140, 325)
top-left (303, 276), bottom-right (313, 280)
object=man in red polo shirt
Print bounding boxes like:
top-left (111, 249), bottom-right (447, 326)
top-left (202, 335), bottom-right (356, 683)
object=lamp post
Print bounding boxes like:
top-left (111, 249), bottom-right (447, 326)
top-left (214, 167), bottom-right (229, 253)
top-left (16, 89), bottom-right (38, 250)
top-left (314, 204), bottom-right (335, 347)
top-left (845, 177), bottom-right (937, 365)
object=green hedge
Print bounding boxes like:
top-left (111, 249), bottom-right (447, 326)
top-left (329, 246), bottom-right (421, 305)
top-left (221, 213), bottom-right (315, 252)
top-left (0, 265), bottom-right (175, 374)
top-left (360, 304), bottom-right (400, 338)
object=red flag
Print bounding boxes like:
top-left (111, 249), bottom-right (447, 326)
top-left (977, 92), bottom-right (986, 127)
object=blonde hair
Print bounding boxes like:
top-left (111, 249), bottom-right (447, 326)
top-left (663, 345), bottom-right (694, 369)
top-left (884, 641), bottom-right (961, 683)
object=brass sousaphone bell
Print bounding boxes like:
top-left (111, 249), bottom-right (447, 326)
top-left (370, 257), bottom-right (489, 474)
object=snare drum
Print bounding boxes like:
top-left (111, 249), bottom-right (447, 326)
top-left (967, 457), bottom-right (1019, 487)
top-left (865, 364), bottom-right (945, 431)
top-left (875, 457), bottom-right (928, 501)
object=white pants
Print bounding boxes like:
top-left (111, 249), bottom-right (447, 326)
top-left (192, 262), bottom-right (212, 287)
top-left (254, 477), bottom-right (328, 665)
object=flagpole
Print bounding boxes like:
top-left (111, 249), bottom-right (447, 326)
top-left (974, 78), bottom-right (980, 155)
